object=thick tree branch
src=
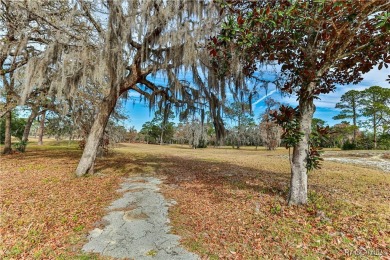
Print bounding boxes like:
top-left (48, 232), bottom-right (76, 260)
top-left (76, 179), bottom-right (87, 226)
top-left (79, 0), bottom-right (104, 37)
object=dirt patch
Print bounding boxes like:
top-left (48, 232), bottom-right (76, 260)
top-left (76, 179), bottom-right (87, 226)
top-left (325, 157), bottom-right (390, 172)
top-left (127, 187), bottom-right (146, 193)
top-left (123, 211), bottom-right (148, 221)
top-left (382, 153), bottom-right (390, 160)
top-left (94, 219), bottom-right (110, 229)
top-left (128, 179), bottom-right (148, 183)
top-left (111, 203), bottom-right (138, 212)
top-left (323, 150), bottom-right (390, 173)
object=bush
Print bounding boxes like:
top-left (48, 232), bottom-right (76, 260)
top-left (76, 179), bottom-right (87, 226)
top-left (378, 134), bottom-right (390, 150)
top-left (342, 140), bottom-right (356, 150)
top-left (356, 134), bottom-right (374, 150)
top-left (0, 112), bottom-right (27, 144)
top-left (13, 140), bottom-right (27, 152)
top-left (197, 138), bottom-right (208, 148)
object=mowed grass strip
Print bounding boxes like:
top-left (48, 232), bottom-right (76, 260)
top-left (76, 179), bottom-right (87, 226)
top-left (1, 142), bottom-right (389, 259)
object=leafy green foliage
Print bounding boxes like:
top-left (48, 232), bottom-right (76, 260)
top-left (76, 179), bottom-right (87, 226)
top-left (307, 123), bottom-right (332, 170)
top-left (214, 1), bottom-right (389, 97)
top-left (271, 106), bottom-right (332, 170)
top-left (378, 133), bottom-right (390, 150)
top-left (342, 140), bottom-right (357, 150)
top-left (334, 87), bottom-right (390, 148)
top-left (360, 86), bottom-right (390, 127)
top-left (13, 140), bottom-right (28, 152)
top-left (333, 90), bottom-right (361, 122)
top-left (271, 105), bottom-right (302, 149)
top-left (139, 110), bottom-right (175, 144)
top-left (0, 111), bottom-right (26, 144)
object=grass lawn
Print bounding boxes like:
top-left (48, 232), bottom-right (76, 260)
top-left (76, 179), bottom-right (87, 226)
top-left (1, 141), bottom-right (389, 259)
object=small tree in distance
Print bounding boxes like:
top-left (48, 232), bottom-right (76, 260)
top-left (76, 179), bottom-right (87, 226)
top-left (259, 119), bottom-right (282, 150)
top-left (259, 97), bottom-right (282, 150)
top-left (333, 90), bottom-right (362, 144)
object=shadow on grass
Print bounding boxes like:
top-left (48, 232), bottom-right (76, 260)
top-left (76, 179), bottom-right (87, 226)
top-left (95, 151), bottom-right (292, 200)
top-left (6, 145), bottom-right (291, 200)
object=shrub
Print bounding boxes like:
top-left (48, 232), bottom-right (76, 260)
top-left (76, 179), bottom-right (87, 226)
top-left (342, 140), bottom-right (356, 150)
top-left (13, 140), bottom-right (28, 152)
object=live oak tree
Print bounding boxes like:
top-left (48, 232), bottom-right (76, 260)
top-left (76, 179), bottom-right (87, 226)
top-left (0, 1), bottom-right (29, 153)
top-left (259, 119), bottom-right (282, 150)
top-left (213, 0), bottom-right (390, 205)
top-left (16, 1), bottom-right (220, 176)
top-left (185, 118), bottom-right (209, 149)
top-left (224, 101), bottom-right (254, 149)
top-left (259, 98), bottom-right (282, 150)
top-left (0, 0), bottom-right (70, 153)
top-left (333, 90), bottom-right (362, 144)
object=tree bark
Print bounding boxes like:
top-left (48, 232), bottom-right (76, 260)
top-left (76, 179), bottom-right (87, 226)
top-left (37, 111), bottom-right (46, 145)
top-left (22, 108), bottom-right (39, 143)
top-left (2, 110), bottom-right (12, 154)
top-left (288, 83), bottom-right (316, 206)
top-left (75, 93), bottom-right (118, 177)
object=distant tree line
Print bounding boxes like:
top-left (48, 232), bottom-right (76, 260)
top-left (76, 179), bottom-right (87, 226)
top-left (332, 86), bottom-right (390, 150)
top-left (4, 85), bottom-right (388, 154)
top-left (134, 87), bottom-right (390, 151)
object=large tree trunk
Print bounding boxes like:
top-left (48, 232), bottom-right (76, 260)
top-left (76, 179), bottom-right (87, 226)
top-left (37, 111), bottom-right (46, 145)
top-left (288, 85), bottom-right (316, 206)
top-left (75, 94), bottom-right (118, 177)
top-left (22, 108), bottom-right (39, 143)
top-left (2, 110), bottom-right (12, 154)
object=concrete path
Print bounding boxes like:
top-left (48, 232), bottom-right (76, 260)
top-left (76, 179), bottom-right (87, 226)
top-left (82, 176), bottom-right (199, 260)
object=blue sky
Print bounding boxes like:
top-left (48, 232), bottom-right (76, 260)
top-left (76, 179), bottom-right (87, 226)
top-left (122, 66), bottom-right (389, 131)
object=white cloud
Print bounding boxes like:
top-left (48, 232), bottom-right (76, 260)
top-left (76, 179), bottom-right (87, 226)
top-left (359, 65), bottom-right (389, 87)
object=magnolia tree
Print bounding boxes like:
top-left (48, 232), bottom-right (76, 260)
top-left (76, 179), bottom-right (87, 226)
top-left (213, 0), bottom-right (390, 205)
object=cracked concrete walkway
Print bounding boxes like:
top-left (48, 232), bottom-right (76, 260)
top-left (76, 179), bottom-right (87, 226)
top-left (82, 176), bottom-right (199, 260)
